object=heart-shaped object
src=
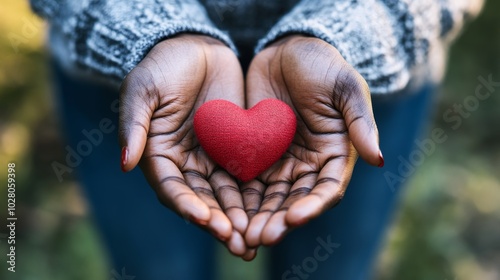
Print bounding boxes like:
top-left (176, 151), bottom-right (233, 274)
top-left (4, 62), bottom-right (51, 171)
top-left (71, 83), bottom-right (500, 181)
top-left (194, 99), bottom-right (296, 182)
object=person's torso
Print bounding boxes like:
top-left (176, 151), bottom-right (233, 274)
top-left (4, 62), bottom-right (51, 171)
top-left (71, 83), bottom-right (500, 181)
top-left (200, 0), bottom-right (301, 68)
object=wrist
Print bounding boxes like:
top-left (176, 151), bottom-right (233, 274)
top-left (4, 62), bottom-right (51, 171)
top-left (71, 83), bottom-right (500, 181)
top-left (267, 34), bottom-right (311, 48)
top-left (174, 33), bottom-right (228, 46)
top-left (151, 33), bottom-right (233, 59)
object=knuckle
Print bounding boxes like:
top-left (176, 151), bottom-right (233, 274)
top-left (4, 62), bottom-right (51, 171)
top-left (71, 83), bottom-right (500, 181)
top-left (334, 65), bottom-right (367, 97)
top-left (120, 66), bottom-right (159, 109)
top-left (332, 65), bottom-right (371, 113)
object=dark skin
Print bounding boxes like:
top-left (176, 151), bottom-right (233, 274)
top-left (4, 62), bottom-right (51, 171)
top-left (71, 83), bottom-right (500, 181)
top-left (119, 34), bottom-right (382, 261)
top-left (119, 34), bottom-right (254, 259)
top-left (243, 35), bottom-right (383, 248)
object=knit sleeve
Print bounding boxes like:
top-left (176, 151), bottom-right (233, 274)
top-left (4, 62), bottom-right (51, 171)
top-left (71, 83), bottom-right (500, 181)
top-left (30, 0), bottom-right (236, 84)
top-left (256, 0), bottom-right (484, 95)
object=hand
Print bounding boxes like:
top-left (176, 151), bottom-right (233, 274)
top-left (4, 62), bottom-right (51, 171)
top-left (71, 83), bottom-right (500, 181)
top-left (243, 35), bottom-right (384, 248)
top-left (119, 34), bottom-right (254, 259)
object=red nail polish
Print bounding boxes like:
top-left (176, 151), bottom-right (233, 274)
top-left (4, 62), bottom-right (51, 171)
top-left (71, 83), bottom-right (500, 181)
top-left (121, 146), bottom-right (128, 172)
top-left (378, 151), bottom-right (385, 168)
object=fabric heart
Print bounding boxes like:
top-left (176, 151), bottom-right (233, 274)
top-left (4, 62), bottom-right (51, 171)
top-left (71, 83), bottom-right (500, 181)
top-left (194, 99), bottom-right (296, 182)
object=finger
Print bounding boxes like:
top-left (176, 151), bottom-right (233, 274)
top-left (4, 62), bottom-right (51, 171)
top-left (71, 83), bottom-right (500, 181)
top-left (209, 168), bottom-right (248, 235)
top-left (241, 248), bottom-right (258, 262)
top-left (207, 209), bottom-right (233, 242)
top-left (245, 181), bottom-right (291, 247)
top-left (260, 172), bottom-right (317, 245)
top-left (225, 230), bottom-right (248, 256)
top-left (184, 171), bottom-right (232, 241)
top-left (261, 211), bottom-right (289, 246)
top-left (119, 68), bottom-right (157, 172)
top-left (258, 181), bottom-right (291, 213)
top-left (285, 154), bottom-right (355, 226)
top-left (245, 211), bottom-right (273, 248)
top-left (281, 172), bottom-right (317, 211)
top-left (241, 179), bottom-right (266, 219)
top-left (334, 65), bottom-right (383, 167)
top-left (141, 157), bottom-right (211, 225)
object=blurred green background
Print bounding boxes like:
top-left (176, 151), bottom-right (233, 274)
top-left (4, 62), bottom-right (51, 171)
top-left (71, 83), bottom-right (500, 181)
top-left (0, 1), bottom-right (499, 279)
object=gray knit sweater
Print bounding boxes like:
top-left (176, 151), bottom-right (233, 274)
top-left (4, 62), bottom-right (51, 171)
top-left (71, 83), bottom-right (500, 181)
top-left (30, 0), bottom-right (483, 94)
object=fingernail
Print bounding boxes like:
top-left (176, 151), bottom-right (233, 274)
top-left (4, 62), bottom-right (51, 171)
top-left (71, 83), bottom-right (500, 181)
top-left (189, 214), bottom-right (209, 226)
top-left (121, 146), bottom-right (128, 172)
top-left (216, 232), bottom-right (229, 242)
top-left (243, 249), bottom-right (257, 261)
top-left (289, 217), bottom-right (309, 227)
top-left (378, 151), bottom-right (385, 168)
top-left (210, 229), bottom-right (228, 242)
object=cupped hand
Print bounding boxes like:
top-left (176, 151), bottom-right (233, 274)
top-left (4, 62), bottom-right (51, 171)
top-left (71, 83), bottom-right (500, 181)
top-left (243, 35), bottom-right (384, 248)
top-left (119, 34), bottom-right (254, 259)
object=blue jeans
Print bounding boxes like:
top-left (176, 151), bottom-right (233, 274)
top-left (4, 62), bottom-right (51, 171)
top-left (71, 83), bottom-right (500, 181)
top-left (52, 62), bottom-right (434, 280)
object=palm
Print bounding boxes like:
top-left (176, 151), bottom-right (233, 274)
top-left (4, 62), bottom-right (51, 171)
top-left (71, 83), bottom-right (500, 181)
top-left (120, 35), bottom-right (251, 257)
top-left (141, 75), bottom-right (246, 239)
top-left (243, 36), bottom-right (382, 246)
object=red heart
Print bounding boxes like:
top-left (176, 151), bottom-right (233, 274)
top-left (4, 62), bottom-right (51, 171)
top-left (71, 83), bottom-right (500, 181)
top-left (194, 99), bottom-right (296, 182)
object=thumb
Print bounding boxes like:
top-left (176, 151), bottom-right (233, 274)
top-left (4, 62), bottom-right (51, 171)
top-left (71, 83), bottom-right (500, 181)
top-left (336, 66), bottom-right (384, 167)
top-left (119, 69), bottom-right (157, 172)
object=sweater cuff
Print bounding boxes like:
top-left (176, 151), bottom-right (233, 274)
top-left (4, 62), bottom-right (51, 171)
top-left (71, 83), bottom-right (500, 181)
top-left (123, 23), bottom-right (237, 74)
top-left (42, 0), bottom-right (238, 85)
top-left (255, 20), bottom-right (410, 95)
top-left (73, 15), bottom-right (236, 83)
